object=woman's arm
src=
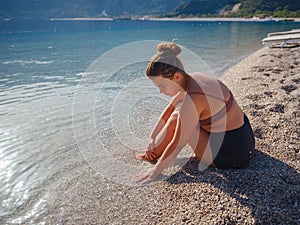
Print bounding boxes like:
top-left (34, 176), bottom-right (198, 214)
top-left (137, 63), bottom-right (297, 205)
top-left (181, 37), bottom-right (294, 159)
top-left (148, 103), bottom-right (174, 142)
top-left (135, 92), bottom-right (186, 162)
top-left (135, 109), bottom-right (179, 162)
top-left (134, 95), bottom-right (199, 183)
top-left (149, 92), bottom-right (185, 141)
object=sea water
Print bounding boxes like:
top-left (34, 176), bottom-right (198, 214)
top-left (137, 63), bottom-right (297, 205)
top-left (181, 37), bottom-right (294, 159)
top-left (0, 19), bottom-right (299, 223)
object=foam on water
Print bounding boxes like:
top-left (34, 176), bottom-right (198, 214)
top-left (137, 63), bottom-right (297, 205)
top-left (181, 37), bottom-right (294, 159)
top-left (3, 60), bottom-right (55, 65)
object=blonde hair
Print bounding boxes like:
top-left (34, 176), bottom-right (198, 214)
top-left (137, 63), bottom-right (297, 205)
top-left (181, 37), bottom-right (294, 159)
top-left (146, 42), bottom-right (186, 78)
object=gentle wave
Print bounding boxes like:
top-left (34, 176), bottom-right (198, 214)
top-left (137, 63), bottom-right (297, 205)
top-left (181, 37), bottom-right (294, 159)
top-left (3, 60), bottom-right (54, 65)
top-left (0, 80), bottom-right (78, 223)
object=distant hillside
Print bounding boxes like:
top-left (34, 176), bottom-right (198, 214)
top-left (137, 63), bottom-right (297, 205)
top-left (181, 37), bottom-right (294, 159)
top-left (0, 0), bottom-right (299, 19)
top-left (173, 0), bottom-right (300, 17)
top-left (0, 0), bottom-right (188, 19)
top-left (173, 0), bottom-right (240, 16)
top-left (237, 0), bottom-right (300, 17)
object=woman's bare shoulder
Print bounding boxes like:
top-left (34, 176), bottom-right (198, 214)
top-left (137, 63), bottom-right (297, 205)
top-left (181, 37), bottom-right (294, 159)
top-left (190, 72), bottom-right (216, 79)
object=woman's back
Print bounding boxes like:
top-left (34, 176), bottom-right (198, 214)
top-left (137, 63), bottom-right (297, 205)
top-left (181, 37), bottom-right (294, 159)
top-left (187, 73), bottom-right (244, 132)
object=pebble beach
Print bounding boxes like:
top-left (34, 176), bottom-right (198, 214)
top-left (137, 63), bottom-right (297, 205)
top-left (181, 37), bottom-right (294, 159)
top-left (44, 46), bottom-right (300, 225)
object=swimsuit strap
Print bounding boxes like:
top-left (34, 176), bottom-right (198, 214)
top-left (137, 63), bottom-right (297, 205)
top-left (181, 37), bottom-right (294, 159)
top-left (187, 81), bottom-right (234, 126)
top-left (199, 91), bottom-right (233, 126)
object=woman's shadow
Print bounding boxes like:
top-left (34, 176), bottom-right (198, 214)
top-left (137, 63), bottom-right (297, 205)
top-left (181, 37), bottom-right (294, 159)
top-left (168, 149), bottom-right (300, 224)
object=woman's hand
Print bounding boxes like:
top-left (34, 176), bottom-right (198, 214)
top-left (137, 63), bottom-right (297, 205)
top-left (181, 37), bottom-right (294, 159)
top-left (134, 138), bottom-right (156, 162)
top-left (133, 166), bottom-right (160, 183)
top-left (134, 151), bottom-right (156, 162)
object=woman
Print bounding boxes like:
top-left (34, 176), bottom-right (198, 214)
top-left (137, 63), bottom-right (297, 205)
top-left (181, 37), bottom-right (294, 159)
top-left (134, 42), bottom-right (255, 183)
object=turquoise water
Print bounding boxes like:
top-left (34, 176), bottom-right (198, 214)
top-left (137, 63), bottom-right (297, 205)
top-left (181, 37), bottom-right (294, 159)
top-left (0, 19), bottom-right (299, 223)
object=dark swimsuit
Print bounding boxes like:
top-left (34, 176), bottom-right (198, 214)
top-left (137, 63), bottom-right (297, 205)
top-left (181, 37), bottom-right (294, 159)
top-left (188, 81), bottom-right (255, 169)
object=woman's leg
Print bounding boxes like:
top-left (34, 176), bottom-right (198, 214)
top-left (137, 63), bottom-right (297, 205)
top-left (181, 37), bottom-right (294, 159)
top-left (136, 111), bottom-right (179, 162)
top-left (189, 127), bottom-right (214, 166)
top-left (137, 112), bottom-right (214, 166)
top-left (150, 111), bottom-right (179, 158)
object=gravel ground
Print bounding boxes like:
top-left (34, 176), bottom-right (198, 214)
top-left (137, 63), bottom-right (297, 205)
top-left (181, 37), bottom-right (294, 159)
top-left (44, 47), bottom-right (300, 225)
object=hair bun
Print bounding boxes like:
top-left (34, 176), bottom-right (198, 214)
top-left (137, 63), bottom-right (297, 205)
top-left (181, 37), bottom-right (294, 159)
top-left (157, 42), bottom-right (181, 56)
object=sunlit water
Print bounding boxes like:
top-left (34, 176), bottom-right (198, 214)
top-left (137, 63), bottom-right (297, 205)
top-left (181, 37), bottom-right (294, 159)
top-left (0, 19), bottom-right (299, 223)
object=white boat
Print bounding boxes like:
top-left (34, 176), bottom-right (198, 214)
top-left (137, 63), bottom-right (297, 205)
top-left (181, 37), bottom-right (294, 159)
top-left (267, 29), bottom-right (300, 37)
top-left (262, 29), bottom-right (300, 48)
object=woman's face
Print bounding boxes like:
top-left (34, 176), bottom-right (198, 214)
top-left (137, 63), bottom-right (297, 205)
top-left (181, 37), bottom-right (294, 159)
top-left (150, 73), bottom-right (185, 97)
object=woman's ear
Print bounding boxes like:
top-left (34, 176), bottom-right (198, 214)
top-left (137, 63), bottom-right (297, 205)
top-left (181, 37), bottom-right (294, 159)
top-left (173, 72), bottom-right (183, 83)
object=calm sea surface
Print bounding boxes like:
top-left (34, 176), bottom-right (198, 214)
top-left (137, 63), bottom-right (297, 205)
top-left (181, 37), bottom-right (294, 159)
top-left (0, 19), bottom-right (299, 223)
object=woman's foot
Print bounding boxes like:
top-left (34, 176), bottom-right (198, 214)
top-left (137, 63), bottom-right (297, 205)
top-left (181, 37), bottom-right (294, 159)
top-left (134, 152), bottom-right (157, 164)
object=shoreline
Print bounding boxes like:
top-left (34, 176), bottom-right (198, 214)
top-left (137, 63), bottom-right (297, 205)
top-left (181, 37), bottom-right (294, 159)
top-left (44, 46), bottom-right (300, 224)
top-left (48, 17), bottom-right (300, 22)
top-left (49, 17), bottom-right (113, 21)
top-left (147, 17), bottom-right (300, 22)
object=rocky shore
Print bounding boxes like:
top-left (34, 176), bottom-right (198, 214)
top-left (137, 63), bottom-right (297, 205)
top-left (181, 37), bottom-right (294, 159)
top-left (147, 17), bottom-right (300, 22)
top-left (45, 47), bottom-right (299, 225)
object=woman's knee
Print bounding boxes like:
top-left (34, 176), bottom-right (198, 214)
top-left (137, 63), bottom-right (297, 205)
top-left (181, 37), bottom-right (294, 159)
top-left (166, 111), bottom-right (179, 130)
